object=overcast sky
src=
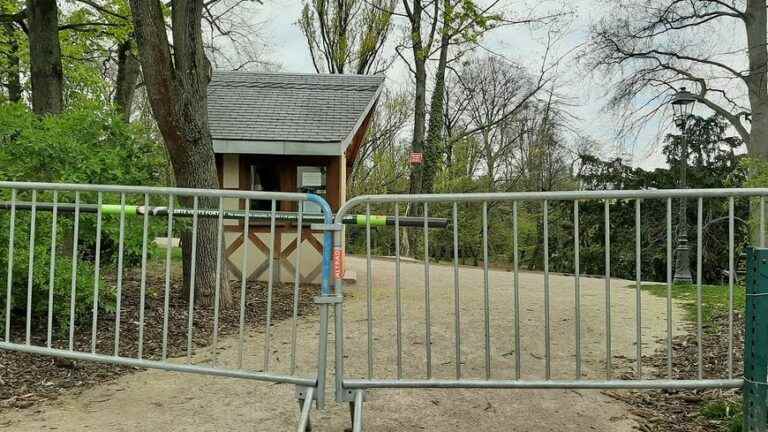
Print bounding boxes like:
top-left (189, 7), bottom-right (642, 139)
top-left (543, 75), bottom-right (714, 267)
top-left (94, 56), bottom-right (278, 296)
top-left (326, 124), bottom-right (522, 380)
top-left (245, 0), bottom-right (731, 170)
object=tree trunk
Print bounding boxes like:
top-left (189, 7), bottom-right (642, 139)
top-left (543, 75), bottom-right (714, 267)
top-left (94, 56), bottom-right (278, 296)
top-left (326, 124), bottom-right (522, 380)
top-left (1, 17), bottom-right (21, 102)
top-left (407, 0), bottom-right (427, 197)
top-left (420, 0), bottom-right (450, 196)
top-left (113, 39), bottom-right (141, 122)
top-left (26, 0), bottom-right (63, 115)
top-left (129, 0), bottom-right (231, 308)
top-left (407, 62), bottom-right (427, 195)
top-left (745, 0), bottom-right (768, 159)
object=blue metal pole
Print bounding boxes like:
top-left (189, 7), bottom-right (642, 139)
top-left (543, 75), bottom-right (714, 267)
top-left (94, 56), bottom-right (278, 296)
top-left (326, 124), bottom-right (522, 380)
top-left (307, 194), bottom-right (333, 296)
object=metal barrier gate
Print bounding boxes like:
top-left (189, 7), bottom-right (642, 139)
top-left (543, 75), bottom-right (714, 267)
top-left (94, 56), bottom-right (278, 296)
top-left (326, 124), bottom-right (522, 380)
top-left (0, 181), bottom-right (337, 432)
top-left (5, 183), bottom-right (768, 430)
top-left (332, 189), bottom-right (766, 431)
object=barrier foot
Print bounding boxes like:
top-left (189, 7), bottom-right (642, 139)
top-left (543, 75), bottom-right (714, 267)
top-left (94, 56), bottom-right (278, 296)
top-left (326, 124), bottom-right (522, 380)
top-left (296, 386), bottom-right (314, 432)
top-left (350, 390), bottom-right (364, 432)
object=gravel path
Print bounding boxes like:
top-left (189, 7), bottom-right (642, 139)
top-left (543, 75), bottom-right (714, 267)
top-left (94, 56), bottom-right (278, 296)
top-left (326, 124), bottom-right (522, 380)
top-left (0, 256), bottom-right (685, 431)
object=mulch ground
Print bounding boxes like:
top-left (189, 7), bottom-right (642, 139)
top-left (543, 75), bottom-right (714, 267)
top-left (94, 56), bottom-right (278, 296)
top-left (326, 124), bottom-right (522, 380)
top-left (0, 268), bottom-right (320, 411)
top-left (606, 311), bottom-right (744, 431)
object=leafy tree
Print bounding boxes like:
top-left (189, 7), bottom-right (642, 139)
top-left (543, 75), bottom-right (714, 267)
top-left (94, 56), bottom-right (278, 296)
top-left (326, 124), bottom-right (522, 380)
top-left (298, 0), bottom-right (396, 74)
top-left (575, 115), bottom-right (747, 283)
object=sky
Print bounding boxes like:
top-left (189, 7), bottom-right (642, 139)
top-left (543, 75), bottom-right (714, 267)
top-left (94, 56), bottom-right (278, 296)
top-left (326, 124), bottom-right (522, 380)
top-left (242, 0), bottom-right (738, 170)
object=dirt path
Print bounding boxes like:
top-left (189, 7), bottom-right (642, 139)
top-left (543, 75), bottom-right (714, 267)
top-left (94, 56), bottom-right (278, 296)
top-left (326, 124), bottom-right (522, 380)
top-left (0, 256), bottom-right (685, 431)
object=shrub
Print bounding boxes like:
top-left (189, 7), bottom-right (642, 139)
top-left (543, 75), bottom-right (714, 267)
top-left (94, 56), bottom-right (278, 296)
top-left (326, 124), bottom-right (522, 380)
top-left (0, 103), bottom-right (166, 329)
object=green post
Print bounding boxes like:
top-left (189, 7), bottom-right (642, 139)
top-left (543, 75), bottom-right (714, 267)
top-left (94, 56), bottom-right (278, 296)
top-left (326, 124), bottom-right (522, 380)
top-left (745, 247), bottom-right (768, 431)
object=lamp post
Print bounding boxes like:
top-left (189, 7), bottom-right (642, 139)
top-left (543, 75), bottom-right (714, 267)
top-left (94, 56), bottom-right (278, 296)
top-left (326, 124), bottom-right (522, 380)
top-left (670, 87), bottom-right (697, 284)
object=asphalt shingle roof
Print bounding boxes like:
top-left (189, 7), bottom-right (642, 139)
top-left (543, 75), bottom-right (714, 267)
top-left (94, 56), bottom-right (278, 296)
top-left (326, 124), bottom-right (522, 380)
top-left (207, 71), bottom-right (384, 148)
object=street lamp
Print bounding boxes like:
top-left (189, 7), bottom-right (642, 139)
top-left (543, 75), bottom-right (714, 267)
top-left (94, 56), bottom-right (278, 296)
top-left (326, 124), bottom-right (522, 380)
top-left (670, 87), bottom-right (697, 284)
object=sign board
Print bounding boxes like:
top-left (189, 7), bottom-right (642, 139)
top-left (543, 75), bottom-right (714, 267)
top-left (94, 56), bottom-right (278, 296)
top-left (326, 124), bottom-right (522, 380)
top-left (301, 170), bottom-right (323, 187)
top-left (409, 152), bottom-right (423, 164)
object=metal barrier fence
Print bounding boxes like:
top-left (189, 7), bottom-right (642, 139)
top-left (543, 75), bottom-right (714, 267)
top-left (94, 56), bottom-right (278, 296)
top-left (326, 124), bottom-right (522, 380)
top-left (332, 189), bottom-right (768, 431)
top-left (5, 183), bottom-right (768, 430)
top-left (0, 181), bottom-right (336, 432)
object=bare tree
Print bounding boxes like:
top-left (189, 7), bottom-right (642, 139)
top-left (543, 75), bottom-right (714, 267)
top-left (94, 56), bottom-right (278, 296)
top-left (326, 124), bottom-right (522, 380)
top-left (349, 88), bottom-right (410, 189)
top-left (299, 0), bottom-right (396, 74)
top-left (449, 56), bottom-right (533, 191)
top-left (129, 0), bottom-right (231, 307)
top-left (587, 0), bottom-right (768, 158)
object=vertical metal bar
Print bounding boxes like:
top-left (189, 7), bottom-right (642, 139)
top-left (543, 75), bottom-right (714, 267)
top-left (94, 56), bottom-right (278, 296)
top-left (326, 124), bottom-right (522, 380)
top-left (90, 192), bottom-right (102, 353)
top-left (68, 192), bottom-right (81, 351)
top-left (297, 387), bottom-right (315, 432)
top-left (366, 203), bottom-right (373, 379)
top-left (543, 200), bottom-right (551, 380)
top-left (211, 196), bottom-right (225, 367)
top-left (4, 189), bottom-right (15, 343)
top-left (113, 193), bottom-right (126, 356)
top-left (137, 193), bottom-right (150, 359)
top-left (186, 196), bottom-right (199, 363)
top-left (25, 190), bottom-right (37, 345)
top-left (289, 200), bottom-right (300, 374)
top-left (423, 202), bottom-right (432, 379)
top-left (394, 202), bottom-right (402, 379)
top-left (728, 196), bottom-right (734, 379)
top-left (240, 198), bottom-right (251, 370)
top-left (696, 197), bottom-right (703, 380)
top-left (482, 201), bottom-right (491, 380)
top-left (46, 191), bottom-right (58, 348)
top-left (452, 202), bottom-right (462, 379)
top-left (512, 201), bottom-right (521, 379)
top-left (761, 196), bottom-right (765, 248)
top-left (161, 195), bottom-right (174, 361)
top-left (666, 197), bottom-right (673, 378)
top-left (264, 199), bottom-right (276, 372)
top-left (352, 390), bottom-right (364, 432)
top-left (574, 200), bottom-right (581, 379)
top-left (604, 199), bottom-right (612, 378)
top-left (635, 199), bottom-right (642, 378)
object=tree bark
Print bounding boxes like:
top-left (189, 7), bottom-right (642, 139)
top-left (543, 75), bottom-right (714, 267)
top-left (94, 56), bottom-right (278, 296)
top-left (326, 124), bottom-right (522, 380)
top-left (406, 0), bottom-right (428, 196)
top-left (2, 21), bottom-right (21, 102)
top-left (129, 0), bottom-right (231, 308)
top-left (420, 2), bottom-right (450, 196)
top-left (745, 0), bottom-right (768, 159)
top-left (113, 39), bottom-right (141, 122)
top-left (26, 0), bottom-right (63, 115)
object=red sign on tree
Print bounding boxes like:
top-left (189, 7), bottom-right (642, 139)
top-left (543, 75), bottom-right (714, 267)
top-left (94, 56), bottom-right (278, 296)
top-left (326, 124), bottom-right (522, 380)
top-left (410, 152), bottom-right (423, 164)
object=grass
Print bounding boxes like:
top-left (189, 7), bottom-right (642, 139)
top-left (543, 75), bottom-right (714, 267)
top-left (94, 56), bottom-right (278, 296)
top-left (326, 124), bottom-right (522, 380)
top-left (640, 282), bottom-right (745, 324)
top-left (640, 281), bottom-right (745, 432)
top-left (699, 400), bottom-right (743, 432)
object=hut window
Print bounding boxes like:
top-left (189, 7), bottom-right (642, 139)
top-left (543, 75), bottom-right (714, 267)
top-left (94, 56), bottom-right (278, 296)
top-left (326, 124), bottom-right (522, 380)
top-left (297, 166), bottom-right (327, 213)
top-left (250, 164), bottom-right (280, 211)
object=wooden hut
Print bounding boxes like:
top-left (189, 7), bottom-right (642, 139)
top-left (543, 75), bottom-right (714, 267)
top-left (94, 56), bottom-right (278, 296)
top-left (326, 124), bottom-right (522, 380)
top-left (207, 72), bottom-right (384, 283)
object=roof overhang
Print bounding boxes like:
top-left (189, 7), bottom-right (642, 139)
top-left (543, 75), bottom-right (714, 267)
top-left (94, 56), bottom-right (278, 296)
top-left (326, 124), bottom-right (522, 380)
top-left (213, 139), bottom-right (342, 156)
top-left (339, 82), bottom-right (384, 153)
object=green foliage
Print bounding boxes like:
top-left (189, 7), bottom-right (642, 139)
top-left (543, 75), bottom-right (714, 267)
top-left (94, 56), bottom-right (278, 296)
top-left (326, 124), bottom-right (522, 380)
top-left (0, 102), bottom-right (165, 185)
top-left (699, 396), bottom-right (742, 431)
top-left (298, 0), bottom-right (395, 74)
top-left (573, 115), bottom-right (747, 284)
top-left (0, 103), bottom-right (167, 327)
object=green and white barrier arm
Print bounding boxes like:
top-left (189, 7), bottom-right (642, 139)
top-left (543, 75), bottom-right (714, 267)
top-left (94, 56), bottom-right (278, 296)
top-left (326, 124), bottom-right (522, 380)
top-left (0, 201), bottom-right (448, 228)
